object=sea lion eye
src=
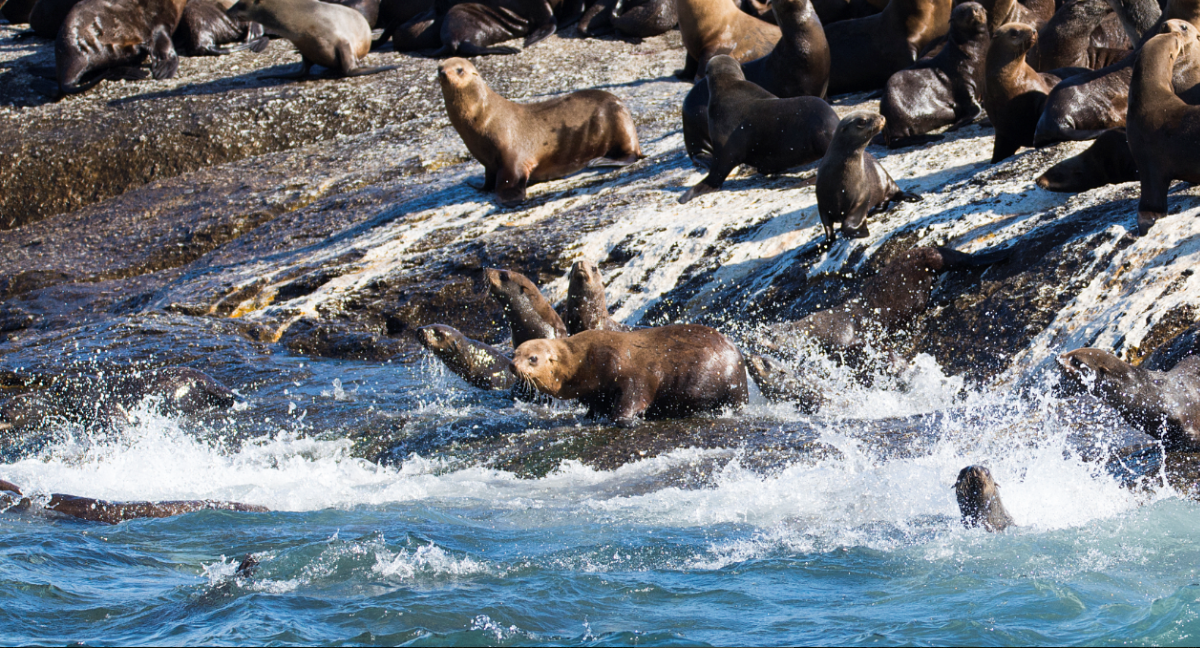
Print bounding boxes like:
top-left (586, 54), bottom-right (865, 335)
top-left (456, 66), bottom-right (464, 74)
top-left (529, 355), bottom-right (539, 365)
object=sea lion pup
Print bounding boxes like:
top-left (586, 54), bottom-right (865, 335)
top-left (675, 0), bottom-right (781, 81)
top-left (1027, 0), bottom-right (1128, 71)
top-left (680, 55), bottom-right (838, 203)
top-left (173, 0), bottom-right (267, 56)
top-left (1058, 348), bottom-right (1200, 452)
top-left (744, 353), bottom-right (825, 413)
top-left (483, 268), bottom-right (569, 346)
top-left (954, 465), bottom-right (1015, 532)
top-left (563, 260), bottom-right (635, 334)
top-left (1127, 22), bottom-right (1200, 235)
top-left (416, 324), bottom-right (517, 390)
top-left (1035, 127), bottom-right (1138, 191)
top-left (816, 112), bottom-right (920, 242)
top-left (0, 479), bottom-right (268, 525)
top-left (27, 0), bottom-right (84, 39)
top-left (982, 23), bottom-right (1064, 162)
top-left (54, 0), bottom-right (188, 96)
top-left (439, 58), bottom-right (642, 206)
top-left (225, 0), bottom-right (395, 78)
top-left (681, 0), bottom-right (830, 166)
top-left (823, 0), bottom-right (952, 95)
top-left (879, 2), bottom-right (989, 147)
top-left (510, 325), bottom-right (750, 426)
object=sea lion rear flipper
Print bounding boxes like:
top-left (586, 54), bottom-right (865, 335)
top-left (345, 64), bottom-right (400, 77)
top-left (587, 155), bottom-right (638, 168)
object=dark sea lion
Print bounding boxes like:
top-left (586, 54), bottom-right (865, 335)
top-left (577, 0), bottom-right (676, 37)
top-left (811, 0), bottom-right (884, 25)
top-left (0, 479), bottom-right (268, 525)
top-left (744, 353), bottom-right (825, 413)
top-left (983, 23), bottom-right (1063, 162)
top-left (370, 0), bottom-right (432, 45)
top-left (816, 112), bottom-right (920, 242)
top-left (954, 465), bottom-right (1015, 532)
top-left (680, 55), bottom-right (838, 203)
top-left (173, 0), bottom-right (267, 56)
top-left (563, 260), bottom-right (635, 334)
top-left (1035, 127), bottom-right (1138, 191)
top-left (27, 0), bottom-right (84, 39)
top-left (675, 0), bottom-right (781, 80)
top-left (55, 0), bottom-right (188, 96)
top-left (392, 0), bottom-right (579, 57)
top-left (1028, 0), bottom-right (1128, 71)
top-left (510, 324), bottom-right (749, 426)
top-left (1, 0), bottom-right (36, 21)
top-left (225, 0), bottom-right (396, 78)
top-left (880, 2), bottom-right (989, 146)
top-left (438, 57), bottom-right (642, 206)
top-left (416, 323), bottom-right (517, 390)
top-left (1127, 22), bottom-right (1200, 234)
top-left (681, 0), bottom-right (830, 166)
top-left (823, 0), bottom-right (952, 95)
top-left (1058, 348), bottom-right (1200, 452)
top-left (483, 268), bottom-right (569, 346)
top-left (979, 0), bottom-right (1047, 33)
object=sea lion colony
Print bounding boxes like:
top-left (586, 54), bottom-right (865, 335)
top-left (3, 0), bottom-right (1200, 530)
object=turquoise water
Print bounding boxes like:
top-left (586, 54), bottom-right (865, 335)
top-left (1, 355), bottom-right (1198, 646)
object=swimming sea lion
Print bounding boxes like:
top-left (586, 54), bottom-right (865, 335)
top-left (483, 268), bottom-right (569, 346)
top-left (416, 323), bottom-right (517, 390)
top-left (1058, 348), bottom-right (1200, 452)
top-left (173, 0), bottom-right (267, 56)
top-left (879, 2), bottom-right (990, 147)
top-left (823, 0), bottom-right (952, 95)
top-left (0, 479), bottom-right (268, 525)
top-left (55, 0), bottom-right (188, 95)
top-left (563, 260), bottom-right (635, 334)
top-left (1127, 22), bottom-right (1200, 235)
top-left (675, 0), bottom-right (781, 80)
top-left (510, 325), bottom-right (749, 426)
top-left (438, 57), bottom-right (642, 206)
top-left (983, 23), bottom-right (1063, 162)
top-left (744, 353), bottom-right (825, 413)
top-left (954, 465), bottom-right (1015, 532)
top-left (1035, 127), bottom-right (1138, 191)
top-left (27, 0), bottom-right (84, 39)
top-left (680, 55), bottom-right (838, 203)
top-left (1028, 0), bottom-right (1128, 71)
top-left (681, 0), bottom-right (830, 166)
top-left (816, 112), bottom-right (920, 242)
top-left (225, 0), bottom-right (396, 78)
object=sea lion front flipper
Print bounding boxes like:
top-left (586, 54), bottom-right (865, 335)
top-left (495, 162), bottom-right (530, 206)
top-left (675, 53), bottom-right (698, 81)
top-left (148, 25), bottom-right (180, 80)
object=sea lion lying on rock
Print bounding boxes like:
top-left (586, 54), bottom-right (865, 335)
top-left (484, 268), bottom-right (569, 346)
top-left (1035, 127), bottom-right (1138, 192)
top-left (173, 0), bottom-right (267, 56)
top-left (511, 325), bottom-right (749, 426)
top-left (438, 57), bottom-right (642, 206)
top-left (0, 478), bottom-right (267, 524)
top-left (55, 0), bottom-right (188, 95)
top-left (955, 465), bottom-right (1015, 531)
top-left (391, 0), bottom-right (579, 57)
top-left (576, 0), bottom-right (677, 38)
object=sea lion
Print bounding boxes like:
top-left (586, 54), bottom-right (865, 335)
top-left (438, 57), bottom-right (642, 206)
top-left (483, 268), bottom-right (569, 346)
top-left (810, 0), bottom-right (884, 25)
top-left (879, 2), bottom-right (990, 146)
top-left (0, 479), bottom-right (268, 525)
top-left (1035, 127), bottom-right (1138, 191)
top-left (681, 0), bottom-right (830, 166)
top-left (815, 112), bottom-right (920, 242)
top-left (563, 260), bottom-right (635, 334)
top-left (675, 0), bottom-right (781, 81)
top-left (225, 0), bottom-right (396, 78)
top-left (1127, 22), bottom-right (1200, 235)
top-left (823, 0), bottom-right (952, 95)
top-left (27, 0), bottom-right (84, 39)
top-left (54, 0), bottom-right (188, 95)
top-left (1058, 348), bottom-right (1200, 452)
top-left (982, 23), bottom-right (1063, 162)
top-left (577, 0), bottom-right (677, 37)
top-left (416, 323), bottom-right (517, 390)
top-left (1, 0), bottom-right (36, 21)
top-left (680, 55), bottom-right (838, 203)
top-left (510, 325), bottom-right (750, 426)
top-left (326, 0), bottom-right (381, 25)
top-left (1028, 0), bottom-right (1129, 71)
top-left (744, 353), bottom-right (825, 413)
top-left (391, 0), bottom-right (579, 57)
top-left (954, 465), bottom-right (1015, 532)
top-left (173, 0), bottom-right (267, 56)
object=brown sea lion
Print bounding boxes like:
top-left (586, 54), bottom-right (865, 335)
top-left (1127, 22), bottom-right (1200, 235)
top-left (225, 0), bottom-right (396, 78)
top-left (979, 0), bottom-right (1047, 33)
top-left (27, 0), bottom-right (84, 39)
top-left (1028, 0), bottom-right (1129, 71)
top-left (983, 23), bottom-right (1064, 162)
top-left (0, 479), bottom-right (268, 525)
top-left (680, 55), bottom-right (838, 203)
top-left (173, 0), bottom-right (267, 55)
top-left (563, 260), bottom-right (635, 334)
top-left (416, 324), bottom-right (517, 390)
top-left (681, 0), bottom-right (830, 166)
top-left (1058, 348), bottom-right (1200, 452)
top-left (675, 0), bottom-right (781, 81)
top-left (744, 353), bottom-right (825, 413)
top-left (954, 465), bottom-right (1015, 532)
top-left (510, 325), bottom-right (750, 426)
top-left (816, 112), bottom-right (920, 242)
top-left (438, 57), bottom-right (642, 206)
top-left (54, 0), bottom-right (188, 95)
top-left (879, 2), bottom-right (990, 146)
top-left (483, 268), bottom-right (569, 346)
top-left (823, 0), bottom-right (952, 95)
top-left (1035, 127), bottom-right (1138, 191)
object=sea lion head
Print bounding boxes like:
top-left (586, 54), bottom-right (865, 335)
top-left (511, 338), bottom-right (565, 396)
top-left (416, 324), bottom-right (464, 355)
top-left (1056, 348), bottom-right (1142, 400)
top-left (483, 268), bottom-right (540, 305)
top-left (567, 260), bottom-right (604, 303)
top-left (704, 55), bottom-right (745, 83)
top-left (1159, 18), bottom-right (1198, 39)
top-left (990, 23), bottom-right (1038, 63)
top-left (438, 57), bottom-right (486, 111)
top-left (834, 111), bottom-right (886, 147)
top-left (148, 367), bottom-right (240, 412)
top-left (954, 465), bottom-right (1007, 530)
top-left (950, 2), bottom-right (989, 42)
